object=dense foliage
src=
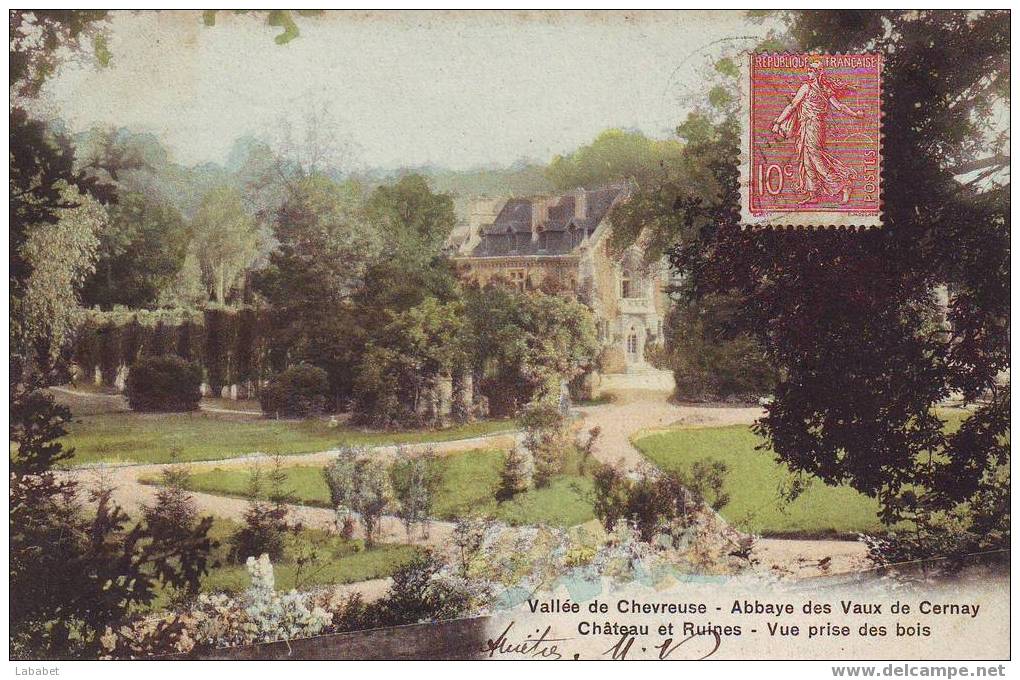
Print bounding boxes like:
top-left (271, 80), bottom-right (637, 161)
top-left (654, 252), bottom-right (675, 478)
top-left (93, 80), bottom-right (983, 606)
top-left (82, 192), bottom-right (189, 309)
top-left (260, 364), bottom-right (330, 418)
top-left (465, 283), bottom-right (600, 416)
top-left (10, 385), bottom-right (213, 659)
top-left (661, 293), bottom-right (777, 401)
top-left (614, 10), bottom-right (1009, 555)
top-left (546, 128), bottom-right (684, 191)
top-left (125, 355), bottom-right (203, 412)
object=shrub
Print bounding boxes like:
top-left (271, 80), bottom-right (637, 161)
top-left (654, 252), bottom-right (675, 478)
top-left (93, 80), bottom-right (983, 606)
top-left (496, 445), bottom-right (533, 501)
top-left (124, 355), bottom-right (202, 412)
top-left (577, 425), bottom-right (601, 476)
top-left (322, 448), bottom-right (393, 547)
top-left (204, 307), bottom-right (237, 395)
top-left (369, 552), bottom-right (471, 627)
top-left (146, 320), bottom-right (178, 357)
top-left (230, 459), bottom-right (294, 563)
top-left (591, 460), bottom-right (732, 545)
top-left (120, 317), bottom-right (149, 368)
top-left (261, 364), bottom-right (330, 418)
top-left (176, 316), bottom-right (205, 363)
top-left (661, 294), bottom-right (778, 401)
top-left (519, 400), bottom-right (571, 488)
top-left (389, 446), bottom-right (441, 541)
top-left (73, 317), bottom-right (101, 384)
top-left (234, 307), bottom-right (262, 387)
top-left (592, 465), bottom-right (706, 543)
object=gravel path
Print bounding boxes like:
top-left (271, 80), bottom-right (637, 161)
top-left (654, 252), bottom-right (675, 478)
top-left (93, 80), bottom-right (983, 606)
top-left (577, 389), bottom-right (870, 577)
top-left (57, 385), bottom-right (870, 581)
top-left (577, 395), bottom-right (764, 471)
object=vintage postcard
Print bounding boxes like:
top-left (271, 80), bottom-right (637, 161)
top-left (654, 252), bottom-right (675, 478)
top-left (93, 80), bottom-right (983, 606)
top-left (7, 7), bottom-right (1010, 672)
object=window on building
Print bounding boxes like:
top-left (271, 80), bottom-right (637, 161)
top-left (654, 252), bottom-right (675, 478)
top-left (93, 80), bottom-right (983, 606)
top-left (538, 230), bottom-right (548, 251)
top-left (627, 328), bottom-right (638, 356)
top-left (568, 224), bottom-right (583, 249)
top-left (621, 267), bottom-right (646, 299)
top-left (508, 269), bottom-right (527, 292)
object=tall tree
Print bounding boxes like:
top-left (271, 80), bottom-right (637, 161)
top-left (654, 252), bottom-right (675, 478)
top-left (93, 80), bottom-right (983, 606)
top-left (465, 284), bottom-right (600, 414)
top-left (366, 173), bottom-right (457, 262)
top-left (254, 175), bottom-right (381, 398)
top-left (546, 128), bottom-right (685, 191)
top-left (13, 184), bottom-right (106, 380)
top-left (643, 10), bottom-right (1008, 554)
top-left (10, 111), bottom-right (112, 312)
top-left (82, 192), bottom-right (189, 309)
top-left (191, 186), bottom-right (262, 304)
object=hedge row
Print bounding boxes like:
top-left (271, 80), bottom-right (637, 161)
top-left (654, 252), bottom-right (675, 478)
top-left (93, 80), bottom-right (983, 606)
top-left (73, 306), bottom-right (274, 394)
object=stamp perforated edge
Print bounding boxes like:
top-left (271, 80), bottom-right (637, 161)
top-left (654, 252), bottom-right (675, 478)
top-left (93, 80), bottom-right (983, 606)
top-left (738, 52), bottom-right (884, 230)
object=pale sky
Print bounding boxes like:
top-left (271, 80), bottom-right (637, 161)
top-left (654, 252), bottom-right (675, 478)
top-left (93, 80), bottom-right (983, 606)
top-left (38, 10), bottom-right (771, 171)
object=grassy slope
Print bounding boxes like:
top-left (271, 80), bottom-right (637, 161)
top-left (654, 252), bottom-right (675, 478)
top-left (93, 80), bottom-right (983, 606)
top-left (59, 412), bottom-right (514, 466)
top-left (633, 409), bottom-right (974, 538)
top-left (156, 448), bottom-right (596, 527)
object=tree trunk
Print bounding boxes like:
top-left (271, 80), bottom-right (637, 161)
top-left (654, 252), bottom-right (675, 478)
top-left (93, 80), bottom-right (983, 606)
top-left (217, 265), bottom-right (226, 304)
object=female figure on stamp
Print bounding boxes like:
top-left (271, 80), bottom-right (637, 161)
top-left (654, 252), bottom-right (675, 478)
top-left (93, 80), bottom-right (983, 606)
top-left (770, 60), bottom-right (864, 204)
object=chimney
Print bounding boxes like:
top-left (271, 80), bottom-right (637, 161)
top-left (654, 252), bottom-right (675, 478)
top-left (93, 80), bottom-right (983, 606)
top-left (574, 188), bottom-right (588, 220)
top-left (531, 196), bottom-right (551, 230)
top-left (463, 197), bottom-right (505, 252)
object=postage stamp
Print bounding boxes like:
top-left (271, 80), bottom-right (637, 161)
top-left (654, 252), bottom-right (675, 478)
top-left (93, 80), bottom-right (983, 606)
top-left (739, 53), bottom-right (884, 228)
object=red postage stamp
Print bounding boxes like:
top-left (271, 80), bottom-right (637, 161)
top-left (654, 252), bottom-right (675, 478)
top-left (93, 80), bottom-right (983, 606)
top-left (740, 53), bottom-right (883, 228)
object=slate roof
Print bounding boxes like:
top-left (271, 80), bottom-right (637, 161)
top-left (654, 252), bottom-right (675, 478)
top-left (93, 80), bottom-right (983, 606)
top-left (466, 185), bottom-right (627, 257)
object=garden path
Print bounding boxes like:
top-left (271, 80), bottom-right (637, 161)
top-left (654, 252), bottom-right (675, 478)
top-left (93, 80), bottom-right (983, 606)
top-left (577, 389), bottom-right (871, 578)
top-left (55, 385), bottom-right (870, 581)
top-left (63, 462), bottom-right (460, 546)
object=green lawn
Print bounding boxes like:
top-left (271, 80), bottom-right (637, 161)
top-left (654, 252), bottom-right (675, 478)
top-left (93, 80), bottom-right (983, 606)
top-left (58, 412), bottom-right (515, 466)
top-left (150, 447), bottom-right (596, 527)
top-left (634, 425), bottom-right (883, 538)
top-left (632, 409), bottom-right (977, 538)
top-left (149, 518), bottom-right (420, 611)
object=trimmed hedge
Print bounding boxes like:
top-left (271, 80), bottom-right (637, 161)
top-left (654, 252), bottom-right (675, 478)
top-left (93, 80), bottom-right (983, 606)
top-left (260, 364), bottom-right (330, 418)
top-left (125, 355), bottom-right (203, 412)
top-left (203, 307), bottom-right (236, 395)
top-left (73, 306), bottom-right (272, 394)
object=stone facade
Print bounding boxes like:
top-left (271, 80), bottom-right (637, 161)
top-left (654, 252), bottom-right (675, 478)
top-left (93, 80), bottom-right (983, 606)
top-left (452, 185), bottom-right (670, 374)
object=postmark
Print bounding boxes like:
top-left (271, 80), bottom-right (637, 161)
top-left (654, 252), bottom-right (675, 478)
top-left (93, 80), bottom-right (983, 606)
top-left (740, 52), bottom-right (883, 228)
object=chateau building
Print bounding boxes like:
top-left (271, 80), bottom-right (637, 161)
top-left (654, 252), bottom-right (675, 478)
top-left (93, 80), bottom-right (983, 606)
top-left (451, 185), bottom-right (670, 374)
